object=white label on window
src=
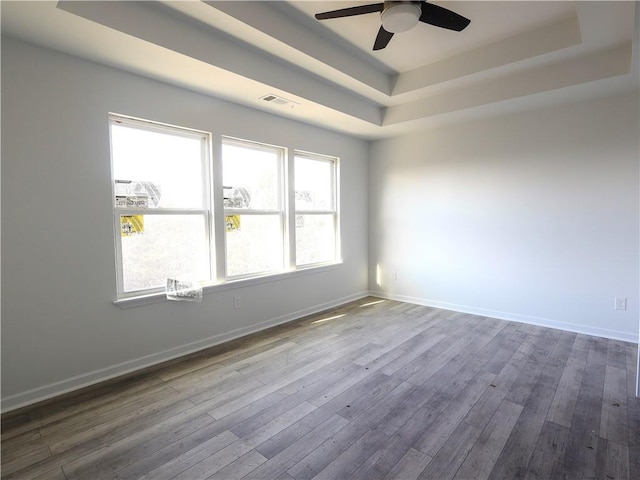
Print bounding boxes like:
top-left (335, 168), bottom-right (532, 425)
top-left (166, 278), bottom-right (203, 302)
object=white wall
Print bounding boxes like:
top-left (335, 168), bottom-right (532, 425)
top-left (369, 92), bottom-right (640, 342)
top-left (1, 37), bottom-right (369, 410)
top-left (3, 35), bottom-right (638, 412)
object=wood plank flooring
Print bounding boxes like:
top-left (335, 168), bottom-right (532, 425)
top-left (2, 297), bottom-right (639, 479)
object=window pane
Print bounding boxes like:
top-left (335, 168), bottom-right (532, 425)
top-left (295, 157), bottom-right (334, 211)
top-left (222, 142), bottom-right (281, 210)
top-left (226, 215), bottom-right (283, 277)
top-left (121, 214), bottom-right (209, 292)
top-left (112, 123), bottom-right (204, 209)
top-left (296, 214), bottom-right (335, 266)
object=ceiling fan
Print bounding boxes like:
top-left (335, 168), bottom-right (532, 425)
top-left (315, 1), bottom-right (470, 51)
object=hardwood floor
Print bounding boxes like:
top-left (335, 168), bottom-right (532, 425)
top-left (2, 297), bottom-right (639, 479)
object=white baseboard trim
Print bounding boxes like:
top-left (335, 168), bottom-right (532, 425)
top-left (370, 290), bottom-right (638, 344)
top-left (1, 291), bottom-right (370, 413)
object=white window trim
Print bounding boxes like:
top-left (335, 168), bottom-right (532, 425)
top-left (113, 262), bottom-right (343, 309)
top-left (221, 136), bottom-right (288, 280)
top-left (109, 116), bottom-right (342, 308)
top-left (109, 114), bottom-right (214, 299)
top-left (294, 150), bottom-right (341, 268)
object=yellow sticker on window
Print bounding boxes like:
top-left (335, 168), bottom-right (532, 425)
top-left (225, 215), bottom-right (241, 232)
top-left (121, 215), bottom-right (144, 236)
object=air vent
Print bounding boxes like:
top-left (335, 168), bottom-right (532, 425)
top-left (260, 94), bottom-right (299, 109)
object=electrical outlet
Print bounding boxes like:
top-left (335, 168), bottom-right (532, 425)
top-left (233, 296), bottom-right (241, 309)
top-left (392, 271), bottom-right (398, 281)
top-left (614, 297), bottom-right (627, 311)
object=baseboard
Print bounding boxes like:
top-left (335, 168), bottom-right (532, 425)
top-left (370, 290), bottom-right (638, 344)
top-left (1, 291), bottom-right (370, 413)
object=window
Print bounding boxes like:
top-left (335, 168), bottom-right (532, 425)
top-left (109, 114), bottom-right (340, 302)
top-left (110, 116), bottom-right (212, 296)
top-left (222, 138), bottom-right (285, 277)
top-left (294, 152), bottom-right (339, 266)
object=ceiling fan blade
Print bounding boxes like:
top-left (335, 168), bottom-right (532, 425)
top-left (419, 2), bottom-right (470, 31)
top-left (373, 26), bottom-right (394, 51)
top-left (315, 3), bottom-right (384, 20)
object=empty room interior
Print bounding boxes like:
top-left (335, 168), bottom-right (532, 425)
top-left (1, 1), bottom-right (639, 479)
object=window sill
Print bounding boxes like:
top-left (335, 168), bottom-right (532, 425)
top-left (113, 261), bottom-right (343, 309)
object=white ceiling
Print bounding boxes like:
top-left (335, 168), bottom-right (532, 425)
top-left (293, 1), bottom-right (579, 72)
top-left (2, 1), bottom-right (638, 139)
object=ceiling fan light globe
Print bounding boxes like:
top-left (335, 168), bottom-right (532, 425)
top-left (381, 3), bottom-right (421, 33)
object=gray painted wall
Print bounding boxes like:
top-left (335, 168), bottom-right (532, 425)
top-left (369, 92), bottom-right (639, 342)
top-left (1, 37), bottom-right (369, 410)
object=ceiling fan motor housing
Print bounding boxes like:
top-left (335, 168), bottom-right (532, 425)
top-left (314, 1), bottom-right (469, 51)
top-left (381, 1), bottom-right (422, 33)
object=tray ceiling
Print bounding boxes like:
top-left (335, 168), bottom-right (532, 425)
top-left (2, 1), bottom-right (638, 139)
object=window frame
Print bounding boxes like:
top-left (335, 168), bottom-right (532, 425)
top-left (109, 114), bottom-right (342, 307)
top-left (109, 114), bottom-right (214, 298)
top-left (221, 136), bottom-right (288, 280)
top-left (293, 150), bottom-right (340, 268)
